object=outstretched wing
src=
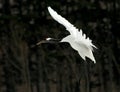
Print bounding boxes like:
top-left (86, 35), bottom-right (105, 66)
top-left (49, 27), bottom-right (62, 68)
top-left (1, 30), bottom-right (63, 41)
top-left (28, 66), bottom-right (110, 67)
top-left (48, 6), bottom-right (78, 37)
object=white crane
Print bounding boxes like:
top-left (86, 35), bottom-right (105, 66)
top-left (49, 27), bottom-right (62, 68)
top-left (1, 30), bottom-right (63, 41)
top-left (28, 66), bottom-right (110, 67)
top-left (47, 6), bottom-right (97, 63)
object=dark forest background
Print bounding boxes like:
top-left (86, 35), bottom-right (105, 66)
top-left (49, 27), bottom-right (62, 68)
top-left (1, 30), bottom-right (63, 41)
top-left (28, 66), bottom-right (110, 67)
top-left (0, 0), bottom-right (120, 92)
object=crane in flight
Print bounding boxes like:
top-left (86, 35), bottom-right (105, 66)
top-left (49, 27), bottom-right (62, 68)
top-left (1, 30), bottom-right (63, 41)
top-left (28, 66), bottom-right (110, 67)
top-left (47, 7), bottom-right (97, 63)
top-left (34, 7), bottom-right (97, 63)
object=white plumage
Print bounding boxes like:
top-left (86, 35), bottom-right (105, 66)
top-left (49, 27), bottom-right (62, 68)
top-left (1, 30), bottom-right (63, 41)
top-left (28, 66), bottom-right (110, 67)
top-left (48, 6), bottom-right (97, 63)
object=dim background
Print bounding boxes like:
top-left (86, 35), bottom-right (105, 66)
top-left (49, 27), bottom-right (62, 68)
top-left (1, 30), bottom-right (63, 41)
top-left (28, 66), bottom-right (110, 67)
top-left (0, 0), bottom-right (120, 92)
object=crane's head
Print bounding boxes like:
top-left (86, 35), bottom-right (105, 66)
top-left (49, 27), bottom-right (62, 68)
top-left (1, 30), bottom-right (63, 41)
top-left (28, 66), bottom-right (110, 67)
top-left (46, 37), bottom-right (60, 42)
top-left (46, 37), bottom-right (53, 41)
top-left (31, 37), bottom-right (59, 47)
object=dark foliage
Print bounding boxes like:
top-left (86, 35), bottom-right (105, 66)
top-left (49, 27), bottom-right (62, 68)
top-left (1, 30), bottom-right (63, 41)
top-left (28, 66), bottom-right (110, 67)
top-left (0, 0), bottom-right (120, 92)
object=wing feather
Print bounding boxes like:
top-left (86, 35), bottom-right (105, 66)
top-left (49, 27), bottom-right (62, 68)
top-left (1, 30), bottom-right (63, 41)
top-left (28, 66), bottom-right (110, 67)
top-left (48, 7), bottom-right (78, 37)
